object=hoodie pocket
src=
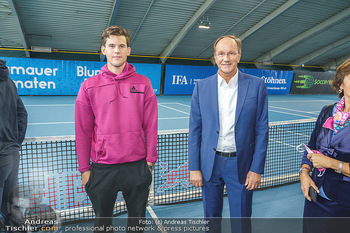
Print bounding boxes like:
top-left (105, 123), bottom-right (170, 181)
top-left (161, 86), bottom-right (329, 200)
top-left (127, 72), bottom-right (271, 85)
top-left (94, 131), bottom-right (147, 162)
top-left (94, 138), bottom-right (106, 162)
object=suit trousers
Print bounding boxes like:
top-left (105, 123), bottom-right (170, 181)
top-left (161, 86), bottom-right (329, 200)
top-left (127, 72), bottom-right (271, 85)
top-left (85, 158), bottom-right (152, 233)
top-left (202, 154), bottom-right (253, 233)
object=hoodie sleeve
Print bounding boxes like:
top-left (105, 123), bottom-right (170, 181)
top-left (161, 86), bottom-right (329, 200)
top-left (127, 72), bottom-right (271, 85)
top-left (143, 80), bottom-right (158, 164)
top-left (16, 95), bottom-right (28, 144)
top-left (75, 83), bottom-right (95, 173)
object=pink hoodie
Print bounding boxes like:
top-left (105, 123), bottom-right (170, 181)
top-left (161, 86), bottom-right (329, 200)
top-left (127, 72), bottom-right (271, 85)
top-left (75, 62), bottom-right (158, 173)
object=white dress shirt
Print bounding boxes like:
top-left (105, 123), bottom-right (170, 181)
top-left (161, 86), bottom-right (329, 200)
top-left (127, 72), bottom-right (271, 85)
top-left (216, 72), bottom-right (238, 152)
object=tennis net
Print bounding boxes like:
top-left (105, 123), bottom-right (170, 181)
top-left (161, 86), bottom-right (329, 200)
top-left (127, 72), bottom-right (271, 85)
top-left (17, 119), bottom-right (316, 225)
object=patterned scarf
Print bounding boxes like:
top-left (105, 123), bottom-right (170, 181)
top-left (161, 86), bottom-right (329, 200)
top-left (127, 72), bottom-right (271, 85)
top-left (333, 97), bottom-right (350, 132)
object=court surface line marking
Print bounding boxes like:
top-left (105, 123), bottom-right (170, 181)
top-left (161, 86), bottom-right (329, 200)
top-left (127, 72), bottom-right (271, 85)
top-left (160, 103), bottom-right (191, 108)
top-left (146, 206), bottom-right (167, 233)
top-left (159, 117), bottom-right (189, 120)
top-left (268, 138), bottom-right (296, 149)
top-left (25, 104), bottom-right (75, 107)
top-left (269, 99), bottom-right (335, 103)
top-left (28, 122), bottom-right (74, 125)
top-left (269, 106), bottom-right (318, 115)
top-left (158, 103), bottom-right (189, 115)
top-left (269, 109), bottom-right (314, 118)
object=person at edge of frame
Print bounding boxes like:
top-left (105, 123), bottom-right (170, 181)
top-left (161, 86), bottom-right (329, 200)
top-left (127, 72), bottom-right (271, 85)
top-left (300, 58), bottom-right (350, 233)
top-left (0, 59), bottom-right (28, 233)
top-left (188, 35), bottom-right (268, 233)
top-left (75, 26), bottom-right (158, 233)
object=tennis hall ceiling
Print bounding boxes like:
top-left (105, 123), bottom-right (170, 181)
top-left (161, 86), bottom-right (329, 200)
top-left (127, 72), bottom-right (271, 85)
top-left (1, 0), bottom-right (350, 69)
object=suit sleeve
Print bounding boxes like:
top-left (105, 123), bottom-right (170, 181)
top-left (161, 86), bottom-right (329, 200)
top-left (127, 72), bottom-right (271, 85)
top-left (16, 96), bottom-right (28, 144)
top-left (250, 79), bottom-right (268, 174)
top-left (75, 84), bottom-right (95, 173)
top-left (188, 83), bottom-right (202, 171)
top-left (143, 80), bottom-right (158, 164)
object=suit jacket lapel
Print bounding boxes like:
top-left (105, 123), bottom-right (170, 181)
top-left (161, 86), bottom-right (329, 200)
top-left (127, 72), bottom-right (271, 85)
top-left (235, 71), bottom-right (249, 124)
top-left (207, 74), bottom-right (219, 127)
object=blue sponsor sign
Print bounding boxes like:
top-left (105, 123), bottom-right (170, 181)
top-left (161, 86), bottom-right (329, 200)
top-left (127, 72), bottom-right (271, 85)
top-left (164, 65), bottom-right (293, 95)
top-left (0, 57), bottom-right (161, 95)
top-left (239, 68), bottom-right (293, 95)
top-left (133, 63), bottom-right (161, 95)
top-left (164, 65), bottom-right (217, 95)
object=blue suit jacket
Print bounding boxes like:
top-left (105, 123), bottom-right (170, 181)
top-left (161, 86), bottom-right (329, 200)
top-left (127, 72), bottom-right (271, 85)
top-left (188, 71), bottom-right (269, 184)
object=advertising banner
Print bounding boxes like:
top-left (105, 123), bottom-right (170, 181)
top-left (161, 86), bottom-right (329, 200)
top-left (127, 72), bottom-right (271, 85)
top-left (164, 65), bottom-right (293, 95)
top-left (163, 65), bottom-right (217, 95)
top-left (0, 57), bottom-right (161, 95)
top-left (290, 71), bottom-right (335, 94)
top-left (239, 68), bottom-right (293, 95)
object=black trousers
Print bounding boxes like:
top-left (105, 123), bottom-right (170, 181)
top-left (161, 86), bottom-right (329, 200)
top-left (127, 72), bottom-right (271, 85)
top-left (85, 158), bottom-right (152, 233)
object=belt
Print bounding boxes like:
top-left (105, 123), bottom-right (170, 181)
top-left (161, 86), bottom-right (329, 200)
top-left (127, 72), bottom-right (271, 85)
top-left (216, 151), bottom-right (236, 157)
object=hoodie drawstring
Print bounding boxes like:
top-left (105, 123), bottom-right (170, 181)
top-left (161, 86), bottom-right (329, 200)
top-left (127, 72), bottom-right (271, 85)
top-left (109, 80), bottom-right (127, 104)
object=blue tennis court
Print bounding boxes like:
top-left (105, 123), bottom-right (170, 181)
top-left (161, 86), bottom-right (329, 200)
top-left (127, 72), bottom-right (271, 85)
top-left (19, 94), bottom-right (337, 230)
top-left (22, 94), bottom-right (339, 137)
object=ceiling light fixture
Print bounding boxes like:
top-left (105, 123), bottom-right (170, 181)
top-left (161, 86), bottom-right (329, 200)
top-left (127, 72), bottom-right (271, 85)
top-left (31, 46), bottom-right (52, 53)
top-left (262, 61), bottom-right (273, 65)
top-left (198, 16), bottom-right (210, 29)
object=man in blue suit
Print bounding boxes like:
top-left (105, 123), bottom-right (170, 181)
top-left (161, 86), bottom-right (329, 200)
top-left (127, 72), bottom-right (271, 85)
top-left (188, 35), bottom-right (268, 232)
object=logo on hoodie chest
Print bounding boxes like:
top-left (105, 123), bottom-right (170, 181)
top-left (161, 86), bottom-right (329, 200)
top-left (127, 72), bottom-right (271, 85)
top-left (130, 86), bottom-right (145, 94)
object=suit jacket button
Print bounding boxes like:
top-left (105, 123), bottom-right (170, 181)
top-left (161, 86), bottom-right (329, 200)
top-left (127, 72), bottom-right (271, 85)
top-left (213, 148), bottom-right (216, 151)
top-left (216, 131), bottom-right (219, 134)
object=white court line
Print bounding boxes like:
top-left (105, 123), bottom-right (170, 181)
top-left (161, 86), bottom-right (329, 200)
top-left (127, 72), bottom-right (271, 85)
top-left (269, 100), bottom-right (335, 103)
top-left (28, 122), bottom-right (74, 125)
top-left (269, 106), bottom-right (318, 115)
top-left (268, 138), bottom-right (296, 149)
top-left (25, 104), bottom-right (75, 107)
top-left (274, 128), bottom-right (310, 138)
top-left (160, 102), bottom-right (191, 108)
top-left (147, 206), bottom-right (167, 233)
top-left (269, 109), bottom-right (314, 118)
top-left (159, 117), bottom-right (188, 120)
top-left (158, 103), bottom-right (189, 115)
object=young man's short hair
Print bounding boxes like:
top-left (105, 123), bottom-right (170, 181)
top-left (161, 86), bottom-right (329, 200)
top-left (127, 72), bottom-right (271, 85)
top-left (102, 26), bottom-right (131, 47)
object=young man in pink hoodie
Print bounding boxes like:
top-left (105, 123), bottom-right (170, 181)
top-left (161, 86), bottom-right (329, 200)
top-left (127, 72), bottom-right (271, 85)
top-left (75, 26), bottom-right (158, 232)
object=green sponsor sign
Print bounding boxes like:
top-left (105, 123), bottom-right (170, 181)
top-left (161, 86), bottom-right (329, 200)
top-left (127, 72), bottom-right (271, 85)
top-left (290, 71), bottom-right (335, 94)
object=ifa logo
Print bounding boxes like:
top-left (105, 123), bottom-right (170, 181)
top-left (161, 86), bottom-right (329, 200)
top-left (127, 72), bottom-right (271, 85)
top-left (172, 75), bottom-right (188, 85)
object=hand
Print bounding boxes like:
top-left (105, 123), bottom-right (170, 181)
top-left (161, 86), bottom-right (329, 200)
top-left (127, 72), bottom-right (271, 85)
top-left (300, 171), bottom-right (319, 201)
top-left (307, 153), bottom-right (331, 168)
top-left (190, 170), bottom-right (203, 187)
top-left (147, 162), bottom-right (155, 174)
top-left (245, 171), bottom-right (261, 190)
top-left (81, 171), bottom-right (91, 186)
